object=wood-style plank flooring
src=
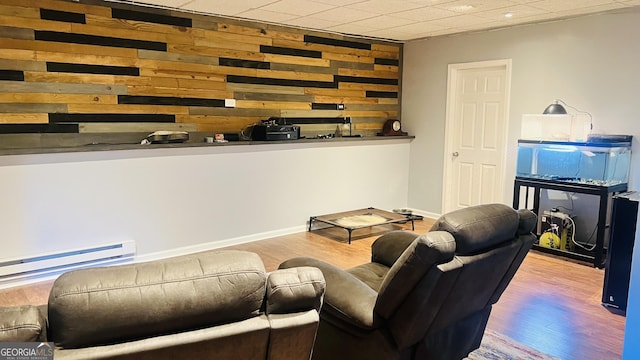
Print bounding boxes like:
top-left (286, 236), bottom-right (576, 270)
top-left (0, 219), bottom-right (625, 359)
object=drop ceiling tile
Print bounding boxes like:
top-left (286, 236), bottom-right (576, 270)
top-left (124, 0), bottom-right (191, 8)
top-left (391, 6), bottom-right (459, 21)
top-left (407, 0), bottom-right (458, 5)
top-left (429, 13), bottom-right (497, 27)
top-left (281, 16), bottom-right (342, 29)
top-left (344, 0), bottom-right (425, 15)
top-left (391, 20), bottom-right (449, 34)
top-left (306, 6), bottom-right (379, 23)
top-left (328, 23), bottom-right (379, 35)
top-left (257, 0), bottom-right (338, 17)
top-left (315, 0), bottom-right (368, 5)
top-left (364, 28), bottom-right (419, 41)
top-left (475, 4), bottom-right (547, 21)
top-left (183, 0), bottom-right (276, 16)
top-left (349, 15), bottom-right (418, 29)
top-left (551, 3), bottom-right (635, 17)
top-left (237, 8), bottom-right (301, 23)
top-left (528, 0), bottom-right (618, 12)
top-left (434, 0), bottom-right (519, 14)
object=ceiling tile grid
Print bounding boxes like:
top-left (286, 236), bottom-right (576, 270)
top-left (107, 0), bottom-right (640, 41)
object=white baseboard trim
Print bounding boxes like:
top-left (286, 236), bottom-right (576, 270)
top-left (408, 208), bottom-right (441, 221)
top-left (134, 225), bottom-right (307, 263)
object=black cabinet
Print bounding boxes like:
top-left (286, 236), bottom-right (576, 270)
top-left (513, 177), bottom-right (627, 268)
top-left (602, 192), bottom-right (639, 314)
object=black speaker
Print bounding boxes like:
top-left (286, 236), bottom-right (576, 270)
top-left (602, 191), bottom-right (639, 314)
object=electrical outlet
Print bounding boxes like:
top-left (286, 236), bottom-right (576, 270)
top-left (225, 99), bottom-right (236, 108)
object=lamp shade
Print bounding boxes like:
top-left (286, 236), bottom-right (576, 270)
top-left (543, 103), bottom-right (568, 114)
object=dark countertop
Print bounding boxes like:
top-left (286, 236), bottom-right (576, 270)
top-left (0, 133), bottom-right (415, 156)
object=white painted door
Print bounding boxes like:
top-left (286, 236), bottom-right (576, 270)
top-left (442, 60), bottom-right (511, 213)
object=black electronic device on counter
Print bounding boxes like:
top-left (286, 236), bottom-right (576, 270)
top-left (250, 122), bottom-right (300, 141)
top-left (602, 191), bottom-right (639, 314)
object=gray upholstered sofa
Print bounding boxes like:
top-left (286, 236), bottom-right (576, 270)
top-left (0, 250), bottom-right (326, 360)
top-left (280, 203), bottom-right (537, 360)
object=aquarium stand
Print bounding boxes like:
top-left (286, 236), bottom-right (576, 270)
top-left (513, 177), bottom-right (627, 268)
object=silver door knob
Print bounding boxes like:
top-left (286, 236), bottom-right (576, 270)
top-left (452, 152), bottom-right (459, 157)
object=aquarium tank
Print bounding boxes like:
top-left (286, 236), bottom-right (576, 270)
top-left (516, 136), bottom-right (632, 186)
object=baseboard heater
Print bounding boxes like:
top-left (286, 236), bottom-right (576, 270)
top-left (0, 241), bottom-right (136, 286)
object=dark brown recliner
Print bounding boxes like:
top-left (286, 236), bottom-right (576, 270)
top-left (279, 203), bottom-right (536, 360)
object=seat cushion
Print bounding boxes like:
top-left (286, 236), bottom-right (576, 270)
top-left (48, 250), bottom-right (266, 349)
top-left (0, 305), bottom-right (46, 342)
top-left (347, 262), bottom-right (390, 291)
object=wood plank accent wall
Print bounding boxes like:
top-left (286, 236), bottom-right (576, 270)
top-left (0, 0), bottom-right (402, 137)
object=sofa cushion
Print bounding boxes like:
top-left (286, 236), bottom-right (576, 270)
top-left (430, 203), bottom-right (519, 255)
top-left (0, 305), bottom-right (45, 342)
top-left (48, 250), bottom-right (267, 349)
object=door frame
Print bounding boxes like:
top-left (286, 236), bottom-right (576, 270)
top-left (441, 59), bottom-right (512, 213)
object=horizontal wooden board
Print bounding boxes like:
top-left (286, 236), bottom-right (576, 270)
top-left (1, 37), bottom-right (138, 58)
top-left (378, 98), bottom-right (399, 105)
top-left (218, 23), bottom-right (303, 42)
top-left (79, 122), bottom-right (196, 133)
top-left (0, 59), bottom-right (44, 71)
top-left (255, 69), bottom-right (333, 82)
top-left (304, 88), bottom-right (364, 98)
top-left (263, 53), bottom-right (330, 67)
top-left (0, 93), bottom-right (117, 104)
top-left (0, 0), bottom-right (111, 17)
top-left (139, 68), bottom-right (227, 82)
top-left (227, 83), bottom-right (305, 95)
top-left (322, 52), bottom-right (374, 64)
top-left (168, 43), bottom-right (264, 61)
top-left (313, 96), bottom-right (378, 105)
top-left (338, 83), bottom-right (399, 91)
top-left (337, 68), bottom-right (398, 79)
top-left (0, 103), bottom-right (66, 113)
top-left (127, 85), bottom-right (230, 98)
top-left (0, 113), bottom-right (48, 123)
top-left (273, 38), bottom-right (371, 57)
top-left (136, 49), bottom-right (217, 66)
top-left (2, 79), bottom-right (127, 94)
top-left (193, 37), bottom-right (260, 53)
top-left (234, 92), bottom-right (313, 102)
top-left (189, 107), bottom-right (280, 118)
top-left (0, 25), bottom-right (35, 40)
top-left (280, 109), bottom-right (343, 118)
top-left (344, 110), bottom-right (398, 117)
top-left (50, 113), bottom-right (176, 123)
top-left (67, 103), bottom-right (189, 114)
top-left (235, 100), bottom-right (310, 110)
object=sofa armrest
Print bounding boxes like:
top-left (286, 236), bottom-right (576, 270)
top-left (371, 230), bottom-right (420, 267)
top-left (0, 305), bottom-right (46, 342)
top-left (265, 267), bottom-right (325, 314)
top-left (279, 257), bottom-right (379, 330)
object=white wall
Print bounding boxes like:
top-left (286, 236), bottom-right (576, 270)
top-left (0, 139), bottom-right (411, 282)
top-left (401, 7), bottom-right (640, 358)
top-left (402, 7), bottom-right (640, 215)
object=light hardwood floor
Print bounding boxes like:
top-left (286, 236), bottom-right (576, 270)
top-left (0, 219), bottom-right (625, 360)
